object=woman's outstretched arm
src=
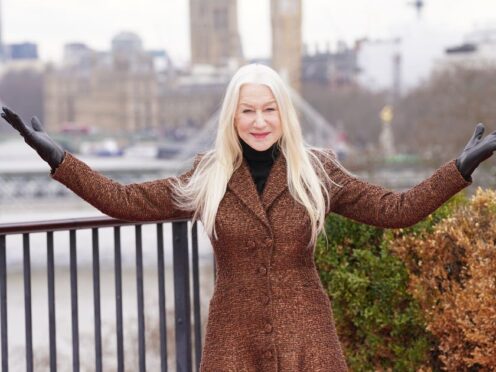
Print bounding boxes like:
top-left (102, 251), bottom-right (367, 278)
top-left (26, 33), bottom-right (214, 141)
top-left (325, 155), bottom-right (470, 228)
top-left (1, 106), bottom-right (200, 222)
top-left (321, 124), bottom-right (495, 228)
top-left (50, 152), bottom-right (201, 221)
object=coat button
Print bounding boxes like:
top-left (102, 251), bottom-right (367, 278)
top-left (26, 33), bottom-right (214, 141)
top-left (258, 265), bottom-right (267, 275)
top-left (260, 294), bottom-right (270, 305)
top-left (264, 322), bottom-right (273, 333)
top-left (264, 350), bottom-right (273, 359)
top-left (264, 238), bottom-right (273, 247)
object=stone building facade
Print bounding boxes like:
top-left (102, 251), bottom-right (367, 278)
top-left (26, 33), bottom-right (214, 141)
top-left (44, 35), bottom-right (225, 137)
top-left (44, 34), bottom-right (160, 135)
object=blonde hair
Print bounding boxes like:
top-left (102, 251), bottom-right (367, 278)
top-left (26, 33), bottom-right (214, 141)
top-left (170, 63), bottom-right (344, 249)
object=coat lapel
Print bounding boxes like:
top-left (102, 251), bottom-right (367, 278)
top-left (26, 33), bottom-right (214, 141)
top-left (227, 151), bottom-right (288, 232)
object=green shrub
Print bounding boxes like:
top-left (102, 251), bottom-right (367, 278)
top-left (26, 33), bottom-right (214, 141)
top-left (315, 192), bottom-right (467, 371)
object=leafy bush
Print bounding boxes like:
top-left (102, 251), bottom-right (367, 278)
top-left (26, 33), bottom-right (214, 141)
top-left (315, 191), bottom-right (468, 371)
top-left (315, 215), bottom-right (433, 371)
top-left (317, 188), bottom-right (496, 370)
top-left (390, 188), bottom-right (496, 370)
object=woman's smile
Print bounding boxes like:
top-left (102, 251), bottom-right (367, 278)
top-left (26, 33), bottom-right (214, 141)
top-left (251, 132), bottom-right (270, 139)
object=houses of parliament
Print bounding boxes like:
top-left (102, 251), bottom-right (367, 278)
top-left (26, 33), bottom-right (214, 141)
top-left (3, 0), bottom-right (357, 137)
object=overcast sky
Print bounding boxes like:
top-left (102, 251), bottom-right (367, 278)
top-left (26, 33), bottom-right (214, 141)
top-left (2, 0), bottom-right (496, 65)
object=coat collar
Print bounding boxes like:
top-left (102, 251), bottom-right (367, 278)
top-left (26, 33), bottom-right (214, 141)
top-left (227, 150), bottom-right (287, 232)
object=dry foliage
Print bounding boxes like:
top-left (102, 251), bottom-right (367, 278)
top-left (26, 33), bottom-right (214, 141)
top-left (390, 188), bottom-right (496, 370)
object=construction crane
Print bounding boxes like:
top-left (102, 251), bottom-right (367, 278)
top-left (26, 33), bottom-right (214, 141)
top-left (408, 0), bottom-right (424, 17)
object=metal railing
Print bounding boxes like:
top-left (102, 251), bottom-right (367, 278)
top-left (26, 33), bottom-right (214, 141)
top-left (0, 216), bottom-right (212, 372)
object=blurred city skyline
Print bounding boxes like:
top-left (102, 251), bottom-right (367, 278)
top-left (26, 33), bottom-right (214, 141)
top-left (2, 0), bottom-right (496, 67)
top-left (2, 0), bottom-right (496, 164)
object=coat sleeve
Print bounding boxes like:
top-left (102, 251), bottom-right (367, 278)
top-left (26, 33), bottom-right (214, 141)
top-left (320, 150), bottom-right (472, 228)
top-left (50, 152), bottom-right (202, 222)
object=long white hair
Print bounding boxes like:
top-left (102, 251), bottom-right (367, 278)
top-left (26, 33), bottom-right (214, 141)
top-left (170, 63), bottom-right (344, 249)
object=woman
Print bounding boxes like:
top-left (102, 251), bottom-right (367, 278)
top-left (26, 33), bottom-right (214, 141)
top-left (2, 63), bottom-right (495, 371)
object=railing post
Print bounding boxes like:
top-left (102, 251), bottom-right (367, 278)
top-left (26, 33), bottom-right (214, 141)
top-left (114, 226), bottom-right (124, 372)
top-left (92, 228), bottom-right (102, 372)
top-left (23, 234), bottom-right (33, 372)
top-left (191, 221), bottom-right (202, 370)
top-left (69, 229), bottom-right (80, 372)
top-left (47, 231), bottom-right (57, 372)
top-left (172, 221), bottom-right (192, 372)
top-left (0, 235), bottom-right (8, 372)
top-left (135, 225), bottom-right (146, 372)
top-left (156, 223), bottom-right (169, 372)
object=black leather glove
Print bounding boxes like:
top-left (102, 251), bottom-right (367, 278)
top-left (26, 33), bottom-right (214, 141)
top-left (1, 106), bottom-right (65, 170)
top-left (455, 123), bottom-right (496, 182)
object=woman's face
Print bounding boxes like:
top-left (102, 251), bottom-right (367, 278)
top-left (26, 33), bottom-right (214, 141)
top-left (234, 83), bottom-right (282, 151)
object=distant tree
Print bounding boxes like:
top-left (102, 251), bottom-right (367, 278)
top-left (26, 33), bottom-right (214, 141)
top-left (395, 63), bottom-right (496, 162)
top-left (302, 81), bottom-right (387, 151)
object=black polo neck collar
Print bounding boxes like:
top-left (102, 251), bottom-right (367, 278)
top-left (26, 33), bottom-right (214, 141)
top-left (239, 137), bottom-right (281, 162)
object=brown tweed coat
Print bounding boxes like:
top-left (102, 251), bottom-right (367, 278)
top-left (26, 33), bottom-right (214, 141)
top-left (51, 150), bottom-right (471, 371)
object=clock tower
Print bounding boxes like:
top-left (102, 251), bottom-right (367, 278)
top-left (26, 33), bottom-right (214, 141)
top-left (271, 0), bottom-right (302, 91)
top-left (189, 0), bottom-right (243, 67)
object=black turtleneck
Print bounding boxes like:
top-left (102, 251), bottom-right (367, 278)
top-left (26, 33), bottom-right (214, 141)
top-left (239, 137), bottom-right (281, 195)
